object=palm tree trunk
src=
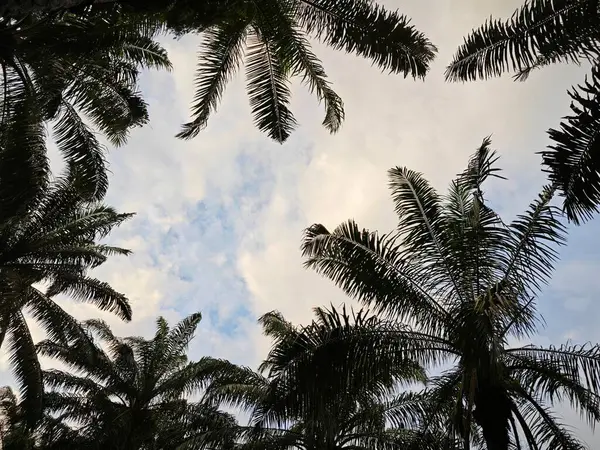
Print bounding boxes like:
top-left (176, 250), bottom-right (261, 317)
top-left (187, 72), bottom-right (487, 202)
top-left (0, 0), bottom-right (118, 18)
top-left (473, 385), bottom-right (512, 450)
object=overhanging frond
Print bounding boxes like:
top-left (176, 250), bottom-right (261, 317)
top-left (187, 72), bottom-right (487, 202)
top-left (245, 28), bottom-right (297, 143)
top-left (298, 0), bottom-right (437, 77)
top-left (542, 66), bottom-right (600, 224)
top-left (446, 0), bottom-right (600, 82)
top-left (177, 20), bottom-right (248, 139)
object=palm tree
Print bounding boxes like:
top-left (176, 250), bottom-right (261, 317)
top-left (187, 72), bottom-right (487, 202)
top-left (0, 386), bottom-right (77, 450)
top-left (445, 0), bottom-right (600, 225)
top-left (201, 306), bottom-right (457, 450)
top-left (2, 0), bottom-right (436, 143)
top-left (301, 137), bottom-right (600, 449)
top-left (0, 108), bottom-right (133, 426)
top-left (37, 313), bottom-right (237, 450)
top-left (0, 386), bottom-right (36, 449)
top-left (0, 6), bottom-right (170, 198)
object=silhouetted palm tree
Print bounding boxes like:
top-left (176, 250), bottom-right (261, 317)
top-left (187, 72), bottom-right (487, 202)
top-left (0, 109), bottom-right (132, 425)
top-left (446, 0), bottom-right (600, 225)
top-left (302, 138), bottom-right (600, 449)
top-left (202, 306), bottom-right (458, 450)
top-left (38, 313), bottom-right (236, 450)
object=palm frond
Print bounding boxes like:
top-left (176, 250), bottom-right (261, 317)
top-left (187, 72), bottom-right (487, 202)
top-left (245, 28), bottom-right (297, 143)
top-left (258, 311), bottom-right (297, 344)
top-left (52, 100), bottom-right (108, 200)
top-left (0, 97), bottom-right (48, 226)
top-left (506, 343), bottom-right (600, 397)
top-left (46, 276), bottom-right (131, 321)
top-left (446, 0), bottom-right (600, 81)
top-left (388, 166), bottom-right (465, 303)
top-left (542, 66), bottom-right (600, 224)
top-left (506, 348), bottom-right (600, 426)
top-left (256, 0), bottom-right (344, 133)
top-left (513, 390), bottom-right (588, 450)
top-left (298, 0), bottom-right (437, 77)
top-left (6, 311), bottom-right (42, 426)
top-left (177, 20), bottom-right (248, 139)
top-left (499, 186), bottom-right (566, 338)
top-left (301, 221), bottom-right (449, 334)
top-left (167, 312), bottom-right (203, 355)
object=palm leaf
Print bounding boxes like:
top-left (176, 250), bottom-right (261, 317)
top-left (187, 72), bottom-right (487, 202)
top-left (301, 221), bottom-right (449, 334)
top-left (52, 99), bottom-right (109, 200)
top-left (177, 20), bottom-right (248, 139)
top-left (513, 390), bottom-right (587, 450)
top-left (505, 349), bottom-right (600, 426)
top-left (6, 311), bottom-right (42, 426)
top-left (446, 0), bottom-right (600, 82)
top-left (297, 0), bottom-right (437, 77)
top-left (388, 166), bottom-right (466, 303)
top-left (46, 276), bottom-right (131, 321)
top-left (0, 97), bottom-right (48, 226)
top-left (245, 28), bottom-right (297, 143)
top-left (541, 66), bottom-right (600, 224)
top-left (257, 0), bottom-right (344, 133)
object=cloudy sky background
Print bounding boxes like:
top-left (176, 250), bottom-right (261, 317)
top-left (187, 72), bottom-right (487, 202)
top-left (2, 0), bottom-right (600, 444)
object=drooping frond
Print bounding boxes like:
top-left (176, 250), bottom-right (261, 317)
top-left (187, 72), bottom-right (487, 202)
top-left (297, 0), bottom-right (437, 78)
top-left (245, 28), bottom-right (297, 143)
top-left (52, 100), bottom-right (108, 200)
top-left (177, 19), bottom-right (248, 139)
top-left (505, 346), bottom-right (600, 426)
top-left (6, 311), bottom-right (42, 426)
top-left (506, 343), bottom-right (600, 401)
top-left (0, 98), bottom-right (48, 226)
top-left (446, 0), bottom-right (600, 82)
top-left (512, 391), bottom-right (588, 450)
top-left (46, 276), bottom-right (131, 321)
top-left (256, 0), bottom-right (344, 133)
top-left (203, 358), bottom-right (271, 413)
top-left (542, 66), bottom-right (600, 224)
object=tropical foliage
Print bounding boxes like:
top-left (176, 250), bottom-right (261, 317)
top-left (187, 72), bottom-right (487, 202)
top-left (201, 306), bottom-right (458, 450)
top-left (0, 106), bottom-right (132, 426)
top-left (1, 0), bottom-right (436, 144)
top-left (36, 312), bottom-right (236, 450)
top-left (446, 0), bottom-right (600, 224)
top-left (0, 6), bottom-right (170, 198)
top-left (301, 138), bottom-right (600, 449)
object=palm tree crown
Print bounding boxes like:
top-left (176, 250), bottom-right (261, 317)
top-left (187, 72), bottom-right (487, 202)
top-left (0, 7), bottom-right (170, 198)
top-left (37, 313), bottom-right (236, 450)
top-left (0, 108), bottom-right (132, 425)
top-left (301, 138), bottom-right (600, 449)
top-left (446, 0), bottom-right (600, 225)
top-left (202, 306), bottom-right (456, 450)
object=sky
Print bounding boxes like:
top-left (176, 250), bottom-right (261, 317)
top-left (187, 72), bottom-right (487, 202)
top-left (2, 0), bottom-right (600, 445)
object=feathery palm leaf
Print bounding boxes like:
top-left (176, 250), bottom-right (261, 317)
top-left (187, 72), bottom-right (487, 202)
top-left (446, 0), bottom-right (600, 224)
top-left (203, 306), bottom-right (455, 450)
